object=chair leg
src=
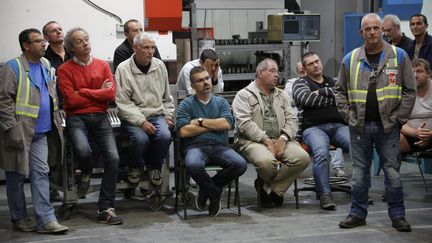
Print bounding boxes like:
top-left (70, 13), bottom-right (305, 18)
top-left (235, 178), bottom-right (241, 216)
top-left (227, 181), bottom-right (232, 209)
top-left (254, 177), bottom-right (261, 210)
top-left (416, 156), bottom-right (429, 192)
top-left (174, 168), bottom-right (179, 212)
top-left (181, 166), bottom-right (188, 220)
top-left (294, 179), bottom-right (299, 209)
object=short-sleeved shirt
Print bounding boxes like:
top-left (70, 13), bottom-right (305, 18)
top-left (176, 95), bottom-right (233, 150)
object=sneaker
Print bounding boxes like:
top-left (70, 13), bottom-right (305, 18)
top-left (13, 217), bottom-right (37, 232)
top-left (196, 188), bottom-right (208, 211)
top-left (209, 190), bottom-right (222, 217)
top-left (334, 167), bottom-right (346, 177)
top-left (269, 191), bottom-right (284, 207)
top-left (392, 217), bottom-right (411, 232)
top-left (50, 188), bottom-right (61, 202)
top-left (150, 169), bottom-right (163, 189)
top-left (339, 215), bottom-right (366, 228)
top-left (97, 208), bottom-right (123, 225)
top-left (320, 192), bottom-right (336, 210)
top-left (77, 173), bottom-right (91, 198)
top-left (37, 221), bottom-right (68, 234)
top-left (127, 168), bottom-right (141, 184)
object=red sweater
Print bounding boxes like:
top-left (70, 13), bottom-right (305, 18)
top-left (58, 58), bottom-right (116, 115)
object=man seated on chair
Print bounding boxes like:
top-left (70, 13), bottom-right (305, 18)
top-left (115, 32), bottom-right (174, 211)
top-left (292, 52), bottom-right (350, 210)
top-left (176, 66), bottom-right (247, 217)
top-left (177, 49), bottom-right (224, 94)
top-left (400, 58), bottom-right (432, 153)
top-left (285, 61), bottom-right (347, 178)
top-left (57, 27), bottom-right (123, 225)
top-left (232, 58), bottom-right (310, 208)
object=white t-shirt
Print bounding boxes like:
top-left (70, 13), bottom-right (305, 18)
top-left (176, 59), bottom-right (224, 94)
top-left (408, 80), bottom-right (432, 129)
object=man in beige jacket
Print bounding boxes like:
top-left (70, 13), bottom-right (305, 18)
top-left (115, 32), bottom-right (174, 210)
top-left (232, 58), bottom-right (310, 208)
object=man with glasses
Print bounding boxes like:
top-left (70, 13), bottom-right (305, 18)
top-left (335, 13), bottom-right (416, 232)
top-left (382, 14), bottom-right (413, 54)
top-left (292, 52), bottom-right (350, 210)
top-left (232, 58), bottom-right (310, 208)
top-left (57, 27), bottom-right (123, 225)
top-left (0, 28), bottom-right (68, 233)
top-left (176, 66), bottom-right (247, 217)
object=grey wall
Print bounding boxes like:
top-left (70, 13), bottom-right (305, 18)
top-left (301, 0), bottom-right (360, 77)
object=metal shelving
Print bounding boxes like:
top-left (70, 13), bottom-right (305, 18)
top-left (216, 42), bottom-right (291, 83)
top-left (215, 43), bottom-right (287, 52)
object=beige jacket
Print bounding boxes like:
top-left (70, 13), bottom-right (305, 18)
top-left (232, 81), bottom-right (298, 151)
top-left (115, 55), bottom-right (174, 126)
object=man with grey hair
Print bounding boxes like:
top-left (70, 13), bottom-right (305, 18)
top-left (115, 32), bottom-right (174, 211)
top-left (58, 27), bottom-right (123, 225)
top-left (113, 19), bottom-right (161, 71)
top-left (382, 14), bottom-right (413, 54)
top-left (232, 58), bottom-right (310, 208)
top-left (335, 13), bottom-right (415, 231)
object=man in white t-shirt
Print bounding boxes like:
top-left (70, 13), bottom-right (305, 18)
top-left (400, 58), bottom-right (432, 152)
top-left (177, 49), bottom-right (224, 94)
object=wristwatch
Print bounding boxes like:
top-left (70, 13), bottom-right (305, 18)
top-left (198, 117), bottom-right (203, 126)
top-left (280, 134), bottom-right (289, 142)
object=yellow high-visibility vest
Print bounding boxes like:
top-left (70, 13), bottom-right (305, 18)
top-left (348, 45), bottom-right (401, 103)
top-left (14, 57), bottom-right (58, 118)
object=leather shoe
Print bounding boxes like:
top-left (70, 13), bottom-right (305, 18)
top-left (269, 191), bottom-right (283, 207)
top-left (195, 188), bottom-right (208, 211)
top-left (208, 188), bottom-right (222, 217)
top-left (254, 178), bottom-right (273, 208)
top-left (339, 215), bottom-right (366, 228)
top-left (392, 217), bottom-right (411, 232)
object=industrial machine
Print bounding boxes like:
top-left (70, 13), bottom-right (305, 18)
top-left (268, 13), bottom-right (320, 42)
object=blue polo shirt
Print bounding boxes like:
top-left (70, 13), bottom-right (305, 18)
top-left (29, 62), bottom-right (51, 133)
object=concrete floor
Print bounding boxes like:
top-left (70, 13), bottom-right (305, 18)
top-left (0, 159), bottom-right (431, 243)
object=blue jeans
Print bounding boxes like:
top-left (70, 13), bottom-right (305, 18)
top-left (349, 121), bottom-right (405, 220)
top-left (303, 123), bottom-right (350, 197)
top-left (184, 143), bottom-right (247, 201)
top-left (66, 113), bottom-right (119, 209)
top-left (330, 148), bottom-right (345, 169)
top-left (121, 116), bottom-right (171, 170)
top-left (6, 133), bottom-right (57, 228)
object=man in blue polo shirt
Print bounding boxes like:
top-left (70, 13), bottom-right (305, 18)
top-left (176, 66), bottom-right (247, 217)
top-left (0, 28), bottom-right (68, 234)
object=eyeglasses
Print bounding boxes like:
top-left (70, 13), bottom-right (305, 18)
top-left (267, 69), bottom-right (281, 76)
top-left (28, 39), bottom-right (47, 44)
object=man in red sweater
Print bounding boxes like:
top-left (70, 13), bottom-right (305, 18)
top-left (57, 27), bottom-right (123, 225)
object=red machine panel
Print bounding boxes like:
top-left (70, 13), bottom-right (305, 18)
top-left (144, 0), bottom-right (182, 31)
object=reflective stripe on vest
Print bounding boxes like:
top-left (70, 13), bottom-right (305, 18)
top-left (15, 58), bottom-right (39, 118)
top-left (348, 45), bottom-right (400, 103)
top-left (14, 57), bottom-right (58, 118)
